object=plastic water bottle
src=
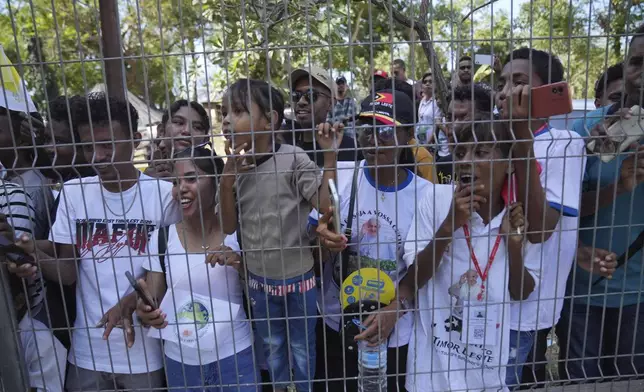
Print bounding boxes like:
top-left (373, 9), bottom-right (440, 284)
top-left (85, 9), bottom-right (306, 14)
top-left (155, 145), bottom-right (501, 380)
top-left (358, 340), bottom-right (387, 392)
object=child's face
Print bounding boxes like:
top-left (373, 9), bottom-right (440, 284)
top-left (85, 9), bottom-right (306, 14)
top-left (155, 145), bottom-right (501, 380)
top-left (453, 141), bottom-right (508, 197)
top-left (221, 94), bottom-right (269, 150)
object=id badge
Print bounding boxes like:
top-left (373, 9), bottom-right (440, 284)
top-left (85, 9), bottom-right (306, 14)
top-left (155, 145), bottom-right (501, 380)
top-left (461, 300), bottom-right (499, 346)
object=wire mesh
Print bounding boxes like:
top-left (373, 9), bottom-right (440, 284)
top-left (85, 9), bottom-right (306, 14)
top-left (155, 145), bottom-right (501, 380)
top-left (0, 0), bottom-right (643, 391)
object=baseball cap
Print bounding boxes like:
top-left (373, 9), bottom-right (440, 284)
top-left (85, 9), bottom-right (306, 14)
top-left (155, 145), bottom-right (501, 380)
top-left (336, 76), bottom-right (347, 84)
top-left (358, 89), bottom-right (415, 126)
top-left (373, 70), bottom-right (389, 79)
top-left (291, 66), bottom-right (336, 97)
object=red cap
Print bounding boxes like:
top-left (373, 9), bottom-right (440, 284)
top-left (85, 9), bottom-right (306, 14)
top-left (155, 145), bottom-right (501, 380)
top-left (373, 70), bottom-right (389, 79)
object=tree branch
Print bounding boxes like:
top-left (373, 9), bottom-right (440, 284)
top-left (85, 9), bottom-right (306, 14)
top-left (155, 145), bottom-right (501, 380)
top-left (252, 0), bottom-right (328, 48)
top-left (370, 0), bottom-right (450, 115)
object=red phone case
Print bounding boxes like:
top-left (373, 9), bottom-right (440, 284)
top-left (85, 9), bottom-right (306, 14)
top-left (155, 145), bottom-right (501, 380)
top-left (531, 82), bottom-right (572, 118)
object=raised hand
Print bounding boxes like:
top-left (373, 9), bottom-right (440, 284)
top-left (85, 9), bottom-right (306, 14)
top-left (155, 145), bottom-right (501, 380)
top-left (316, 122), bottom-right (344, 151)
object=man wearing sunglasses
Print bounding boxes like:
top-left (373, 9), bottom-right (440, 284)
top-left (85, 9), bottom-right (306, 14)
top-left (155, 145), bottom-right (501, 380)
top-left (282, 66), bottom-right (361, 166)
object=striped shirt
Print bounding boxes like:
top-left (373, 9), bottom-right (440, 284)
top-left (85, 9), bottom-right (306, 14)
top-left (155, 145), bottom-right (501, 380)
top-left (0, 180), bottom-right (43, 313)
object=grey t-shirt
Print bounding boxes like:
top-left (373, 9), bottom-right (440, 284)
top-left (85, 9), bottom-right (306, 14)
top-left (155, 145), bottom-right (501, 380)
top-left (236, 143), bottom-right (321, 279)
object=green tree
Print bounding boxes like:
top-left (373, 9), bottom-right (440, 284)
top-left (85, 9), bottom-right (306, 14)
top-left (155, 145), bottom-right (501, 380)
top-left (597, 0), bottom-right (644, 59)
top-left (515, 0), bottom-right (621, 98)
top-left (0, 0), bottom-right (194, 110)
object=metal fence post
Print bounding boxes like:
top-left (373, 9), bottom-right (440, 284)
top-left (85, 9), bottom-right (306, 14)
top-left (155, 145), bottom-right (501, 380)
top-left (0, 266), bottom-right (29, 392)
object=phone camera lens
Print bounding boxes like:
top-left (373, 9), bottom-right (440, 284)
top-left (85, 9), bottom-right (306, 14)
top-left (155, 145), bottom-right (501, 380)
top-left (552, 88), bottom-right (558, 94)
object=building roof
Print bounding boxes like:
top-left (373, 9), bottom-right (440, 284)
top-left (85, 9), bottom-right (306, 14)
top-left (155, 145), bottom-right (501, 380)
top-left (89, 84), bottom-right (163, 128)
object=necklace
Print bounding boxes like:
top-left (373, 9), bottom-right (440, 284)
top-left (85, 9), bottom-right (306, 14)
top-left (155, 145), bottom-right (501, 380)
top-left (379, 177), bottom-right (398, 202)
top-left (103, 181), bottom-right (140, 217)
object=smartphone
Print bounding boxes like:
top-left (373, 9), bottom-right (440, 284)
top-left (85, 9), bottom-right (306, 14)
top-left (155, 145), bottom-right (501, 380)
top-left (328, 179), bottom-right (342, 235)
top-left (474, 54), bottom-right (493, 66)
top-left (531, 82), bottom-right (573, 118)
top-left (0, 235), bottom-right (34, 265)
top-left (124, 271), bottom-right (157, 310)
top-left (586, 105), bottom-right (644, 162)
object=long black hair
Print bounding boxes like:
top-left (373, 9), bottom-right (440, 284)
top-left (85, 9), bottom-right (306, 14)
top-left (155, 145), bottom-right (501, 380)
top-left (172, 144), bottom-right (225, 191)
top-left (225, 79), bottom-right (285, 130)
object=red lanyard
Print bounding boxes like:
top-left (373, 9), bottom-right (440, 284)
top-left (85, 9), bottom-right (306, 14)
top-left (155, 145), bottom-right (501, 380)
top-left (462, 224), bottom-right (503, 301)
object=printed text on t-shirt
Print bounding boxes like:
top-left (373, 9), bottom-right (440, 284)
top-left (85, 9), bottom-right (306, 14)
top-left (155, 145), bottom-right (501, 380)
top-left (76, 218), bottom-right (156, 262)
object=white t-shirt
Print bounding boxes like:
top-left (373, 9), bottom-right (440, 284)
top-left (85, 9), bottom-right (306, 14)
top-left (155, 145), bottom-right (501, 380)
top-left (143, 225), bottom-right (252, 366)
top-left (19, 316), bottom-right (67, 392)
top-left (510, 126), bottom-right (586, 331)
top-left (310, 160), bottom-right (430, 347)
top-left (49, 174), bottom-right (181, 374)
top-left (403, 184), bottom-right (541, 392)
top-left (416, 98), bottom-right (440, 145)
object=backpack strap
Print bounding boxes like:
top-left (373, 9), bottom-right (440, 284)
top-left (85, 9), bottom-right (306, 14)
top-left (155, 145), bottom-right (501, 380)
top-left (157, 226), bottom-right (169, 276)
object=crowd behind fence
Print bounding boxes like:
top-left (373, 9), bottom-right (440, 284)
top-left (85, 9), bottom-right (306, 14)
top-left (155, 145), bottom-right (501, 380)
top-left (1, 1), bottom-right (644, 392)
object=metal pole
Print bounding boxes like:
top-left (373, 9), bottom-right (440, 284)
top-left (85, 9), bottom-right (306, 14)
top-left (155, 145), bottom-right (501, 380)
top-left (0, 266), bottom-right (29, 392)
top-left (99, 0), bottom-right (126, 101)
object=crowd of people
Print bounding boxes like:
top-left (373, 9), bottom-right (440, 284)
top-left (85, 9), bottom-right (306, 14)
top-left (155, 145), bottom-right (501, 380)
top-left (0, 23), bottom-right (643, 392)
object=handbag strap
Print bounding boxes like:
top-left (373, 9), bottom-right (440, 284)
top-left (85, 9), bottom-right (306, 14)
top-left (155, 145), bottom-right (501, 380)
top-left (341, 161), bottom-right (360, 281)
top-left (343, 161), bottom-right (360, 239)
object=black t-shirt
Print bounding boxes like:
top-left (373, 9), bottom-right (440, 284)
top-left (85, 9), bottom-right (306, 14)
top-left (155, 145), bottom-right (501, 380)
top-left (281, 119), bottom-right (363, 166)
top-left (435, 153), bottom-right (455, 185)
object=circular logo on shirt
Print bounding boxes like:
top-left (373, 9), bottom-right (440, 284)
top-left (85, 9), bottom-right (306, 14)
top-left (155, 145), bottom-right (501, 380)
top-left (176, 301), bottom-right (210, 344)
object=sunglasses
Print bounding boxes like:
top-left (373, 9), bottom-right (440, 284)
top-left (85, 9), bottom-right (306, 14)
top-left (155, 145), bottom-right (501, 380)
top-left (291, 90), bottom-right (329, 104)
top-left (356, 124), bottom-right (397, 143)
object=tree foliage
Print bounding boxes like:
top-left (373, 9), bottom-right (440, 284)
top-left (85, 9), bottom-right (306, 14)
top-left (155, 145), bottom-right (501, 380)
top-left (0, 0), bottom-right (640, 111)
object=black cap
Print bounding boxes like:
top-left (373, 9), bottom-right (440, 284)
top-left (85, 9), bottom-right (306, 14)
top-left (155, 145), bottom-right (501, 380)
top-left (359, 89), bottom-right (415, 126)
top-left (336, 76), bottom-right (347, 84)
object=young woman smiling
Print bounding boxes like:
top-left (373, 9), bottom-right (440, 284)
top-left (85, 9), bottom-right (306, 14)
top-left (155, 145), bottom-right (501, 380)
top-left (136, 145), bottom-right (259, 392)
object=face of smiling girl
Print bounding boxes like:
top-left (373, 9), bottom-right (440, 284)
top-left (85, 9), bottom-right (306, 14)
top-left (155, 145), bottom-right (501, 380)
top-left (172, 160), bottom-right (217, 218)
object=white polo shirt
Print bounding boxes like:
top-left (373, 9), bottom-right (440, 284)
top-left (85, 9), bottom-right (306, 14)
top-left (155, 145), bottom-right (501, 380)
top-left (403, 184), bottom-right (541, 392)
top-left (510, 126), bottom-right (586, 332)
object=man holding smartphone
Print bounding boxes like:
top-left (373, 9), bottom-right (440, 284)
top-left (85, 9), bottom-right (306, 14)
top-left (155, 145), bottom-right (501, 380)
top-left (496, 47), bottom-right (586, 387)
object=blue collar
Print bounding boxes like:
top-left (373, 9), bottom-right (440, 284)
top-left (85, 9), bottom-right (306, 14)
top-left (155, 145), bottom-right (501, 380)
top-left (533, 123), bottom-right (551, 137)
top-left (362, 161), bottom-right (413, 192)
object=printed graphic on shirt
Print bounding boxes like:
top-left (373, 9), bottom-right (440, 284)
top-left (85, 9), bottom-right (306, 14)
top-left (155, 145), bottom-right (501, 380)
top-left (433, 269), bottom-right (501, 370)
top-left (176, 301), bottom-right (210, 343)
top-left (332, 210), bottom-right (402, 284)
top-left (76, 218), bottom-right (156, 262)
top-left (445, 269), bottom-right (480, 331)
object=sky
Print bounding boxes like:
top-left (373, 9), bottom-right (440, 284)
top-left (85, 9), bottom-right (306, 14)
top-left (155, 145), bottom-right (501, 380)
top-left (495, 0), bottom-right (529, 17)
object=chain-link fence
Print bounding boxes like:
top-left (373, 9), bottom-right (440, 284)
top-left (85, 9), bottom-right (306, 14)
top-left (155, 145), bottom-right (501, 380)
top-left (0, 0), bottom-right (644, 391)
